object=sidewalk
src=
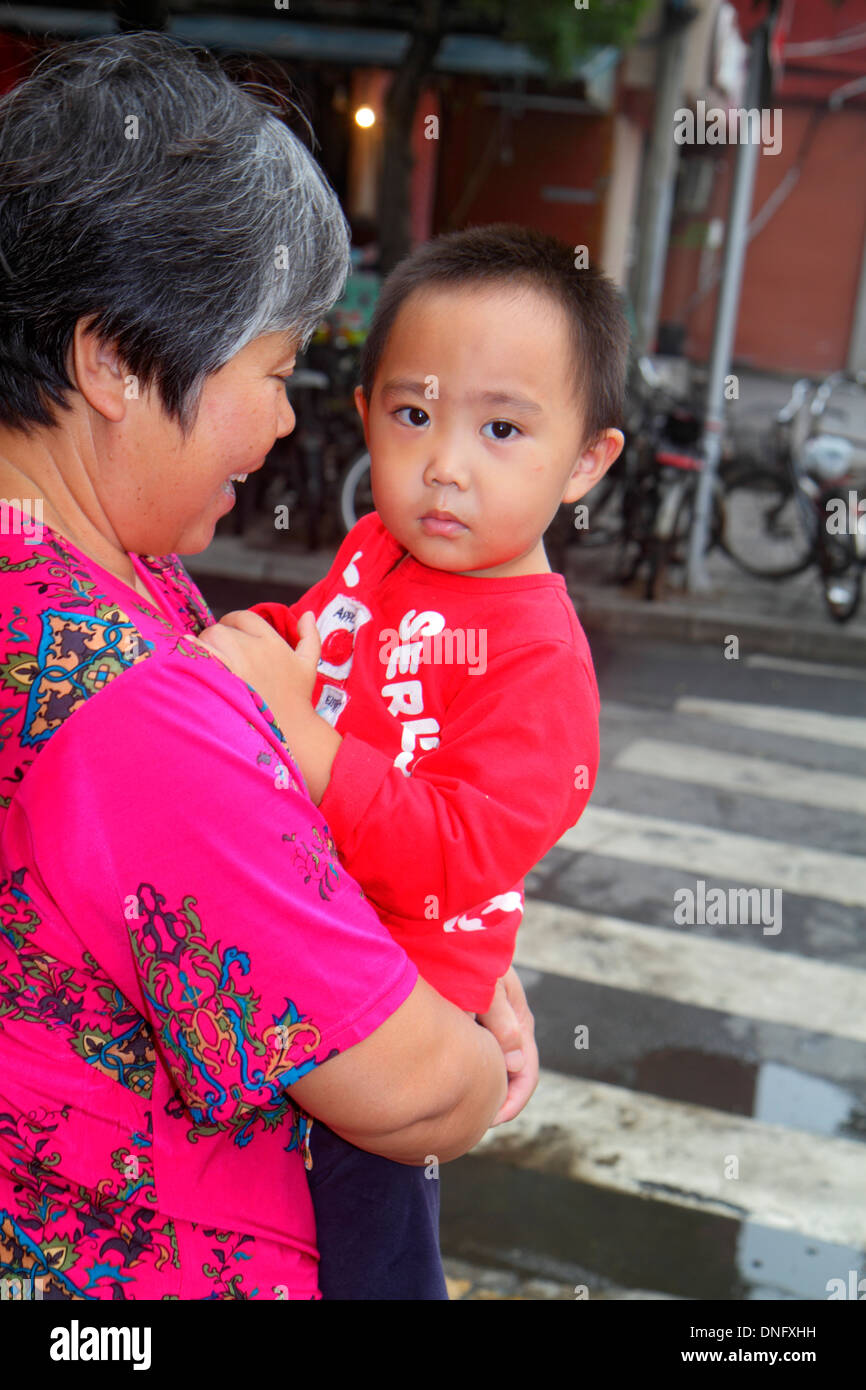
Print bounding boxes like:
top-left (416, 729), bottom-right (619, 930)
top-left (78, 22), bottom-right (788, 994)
top-left (561, 536), bottom-right (866, 665)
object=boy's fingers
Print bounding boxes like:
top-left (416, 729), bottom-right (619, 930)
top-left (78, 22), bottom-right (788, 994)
top-left (477, 995), bottom-right (523, 1063)
top-left (491, 1043), bottom-right (540, 1125)
top-left (495, 1002), bottom-right (523, 1055)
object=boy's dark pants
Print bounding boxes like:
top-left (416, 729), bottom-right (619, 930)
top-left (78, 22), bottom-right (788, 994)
top-left (308, 1120), bottom-right (449, 1300)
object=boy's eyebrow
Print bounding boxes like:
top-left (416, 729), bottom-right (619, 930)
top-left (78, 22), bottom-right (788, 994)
top-left (380, 378), bottom-right (544, 415)
top-left (379, 377), bottom-right (429, 397)
top-left (472, 389), bottom-right (543, 415)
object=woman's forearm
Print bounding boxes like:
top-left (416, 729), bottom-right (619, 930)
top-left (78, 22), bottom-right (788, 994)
top-left (336, 1015), bottom-right (507, 1165)
top-left (291, 978), bottom-right (508, 1166)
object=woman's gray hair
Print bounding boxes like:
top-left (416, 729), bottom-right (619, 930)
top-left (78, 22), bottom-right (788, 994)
top-left (0, 31), bottom-right (350, 434)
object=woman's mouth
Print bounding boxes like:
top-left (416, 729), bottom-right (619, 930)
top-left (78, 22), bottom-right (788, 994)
top-left (220, 470), bottom-right (253, 500)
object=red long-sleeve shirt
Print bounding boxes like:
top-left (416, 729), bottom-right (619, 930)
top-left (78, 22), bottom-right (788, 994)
top-left (251, 512), bottom-right (600, 1010)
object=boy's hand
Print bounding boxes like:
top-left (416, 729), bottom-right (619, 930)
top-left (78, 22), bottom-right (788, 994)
top-left (476, 966), bottom-right (539, 1126)
top-left (195, 609), bottom-right (321, 714)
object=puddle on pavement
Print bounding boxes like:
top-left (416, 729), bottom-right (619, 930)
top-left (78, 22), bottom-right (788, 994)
top-left (633, 1049), bottom-right (866, 1142)
top-left (441, 1156), bottom-right (866, 1301)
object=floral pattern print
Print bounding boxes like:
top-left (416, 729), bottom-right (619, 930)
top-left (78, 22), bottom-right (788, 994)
top-left (0, 510), bottom-right (415, 1298)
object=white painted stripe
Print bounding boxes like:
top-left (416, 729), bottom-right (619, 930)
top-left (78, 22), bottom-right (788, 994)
top-left (612, 738), bottom-right (866, 816)
top-left (746, 653), bottom-right (866, 683)
top-left (515, 900), bottom-right (866, 1044)
top-left (559, 805), bottom-right (866, 906)
top-left (474, 1068), bottom-right (866, 1248)
top-left (675, 697), bottom-right (866, 750)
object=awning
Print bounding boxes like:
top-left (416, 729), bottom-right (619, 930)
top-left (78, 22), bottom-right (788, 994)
top-left (0, 7), bottom-right (620, 106)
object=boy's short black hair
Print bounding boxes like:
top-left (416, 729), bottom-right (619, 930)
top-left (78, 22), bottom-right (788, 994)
top-left (359, 223), bottom-right (630, 447)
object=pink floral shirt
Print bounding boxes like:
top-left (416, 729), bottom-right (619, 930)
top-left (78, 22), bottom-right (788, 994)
top-left (0, 505), bottom-right (416, 1300)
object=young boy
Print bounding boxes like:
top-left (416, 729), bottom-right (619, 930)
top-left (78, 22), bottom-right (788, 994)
top-left (198, 224), bottom-right (628, 1298)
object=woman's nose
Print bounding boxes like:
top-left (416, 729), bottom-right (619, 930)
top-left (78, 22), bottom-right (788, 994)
top-left (277, 396), bottom-right (296, 438)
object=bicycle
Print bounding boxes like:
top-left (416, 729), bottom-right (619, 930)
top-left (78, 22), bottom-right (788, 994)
top-left (548, 355), bottom-right (726, 598)
top-left (721, 372), bottom-right (866, 622)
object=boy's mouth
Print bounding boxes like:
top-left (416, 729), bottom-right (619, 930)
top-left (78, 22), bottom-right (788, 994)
top-left (420, 509), bottom-right (467, 537)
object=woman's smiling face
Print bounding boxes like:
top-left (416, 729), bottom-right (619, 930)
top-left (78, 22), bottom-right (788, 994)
top-left (90, 329), bottom-right (300, 558)
top-left (355, 282), bottom-right (598, 579)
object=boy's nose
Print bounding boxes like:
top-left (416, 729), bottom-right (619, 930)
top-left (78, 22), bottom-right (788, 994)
top-left (423, 448), bottom-right (469, 489)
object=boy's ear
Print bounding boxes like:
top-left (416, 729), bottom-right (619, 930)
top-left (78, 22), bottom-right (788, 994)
top-left (561, 428), bottom-right (625, 505)
top-left (353, 385), bottom-right (371, 446)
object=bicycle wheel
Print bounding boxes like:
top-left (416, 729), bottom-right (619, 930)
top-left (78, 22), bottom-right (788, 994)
top-left (644, 475), bottom-right (723, 599)
top-left (339, 450), bottom-right (373, 533)
top-left (721, 467), bottom-right (816, 578)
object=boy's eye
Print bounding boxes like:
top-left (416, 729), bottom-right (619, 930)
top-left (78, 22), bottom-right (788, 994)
top-left (482, 419), bottom-right (520, 440)
top-left (394, 406), bottom-right (429, 427)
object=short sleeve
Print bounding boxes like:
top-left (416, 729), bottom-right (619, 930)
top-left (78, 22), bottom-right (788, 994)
top-left (12, 643), bottom-right (417, 1134)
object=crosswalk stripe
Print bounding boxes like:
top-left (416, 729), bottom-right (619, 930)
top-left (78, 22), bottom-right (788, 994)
top-left (473, 1068), bottom-right (866, 1249)
top-left (746, 653), bottom-right (866, 683)
top-left (612, 738), bottom-right (866, 816)
top-left (675, 697), bottom-right (866, 750)
top-left (558, 805), bottom-right (866, 907)
top-left (515, 901), bottom-right (866, 1044)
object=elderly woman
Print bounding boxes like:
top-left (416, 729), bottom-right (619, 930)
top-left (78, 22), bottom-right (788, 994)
top-left (0, 32), bottom-right (512, 1301)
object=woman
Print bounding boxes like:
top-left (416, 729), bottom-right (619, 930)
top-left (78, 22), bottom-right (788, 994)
top-left (0, 32), bottom-right (528, 1300)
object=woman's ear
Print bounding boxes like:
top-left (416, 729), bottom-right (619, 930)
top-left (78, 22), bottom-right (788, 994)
top-left (562, 428), bottom-right (625, 505)
top-left (70, 317), bottom-right (131, 423)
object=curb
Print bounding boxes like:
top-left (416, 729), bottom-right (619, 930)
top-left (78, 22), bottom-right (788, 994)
top-left (568, 585), bottom-right (866, 665)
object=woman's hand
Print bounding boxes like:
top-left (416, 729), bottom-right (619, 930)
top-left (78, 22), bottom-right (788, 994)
top-left (196, 609), bottom-right (341, 805)
top-left (196, 609), bottom-right (321, 716)
top-left (476, 966), bottom-right (539, 1126)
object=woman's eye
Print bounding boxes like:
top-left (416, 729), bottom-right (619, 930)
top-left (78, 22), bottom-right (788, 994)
top-left (395, 406), bottom-right (429, 427)
top-left (482, 419), bottom-right (520, 440)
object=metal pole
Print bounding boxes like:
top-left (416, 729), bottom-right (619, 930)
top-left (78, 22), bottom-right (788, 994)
top-left (632, 2), bottom-right (695, 358)
top-left (686, 21), bottom-right (767, 591)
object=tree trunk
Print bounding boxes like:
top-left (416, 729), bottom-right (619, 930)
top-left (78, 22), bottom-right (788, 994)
top-left (377, 0), bottom-right (444, 274)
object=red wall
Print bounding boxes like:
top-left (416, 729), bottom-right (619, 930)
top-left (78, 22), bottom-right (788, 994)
top-left (433, 75), bottom-right (612, 259)
top-left (661, 104), bottom-right (866, 373)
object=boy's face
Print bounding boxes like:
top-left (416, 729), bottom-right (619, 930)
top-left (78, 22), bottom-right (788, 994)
top-left (354, 282), bottom-right (623, 578)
